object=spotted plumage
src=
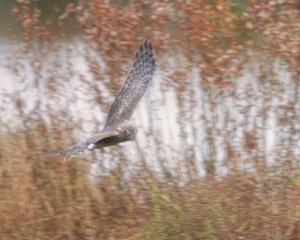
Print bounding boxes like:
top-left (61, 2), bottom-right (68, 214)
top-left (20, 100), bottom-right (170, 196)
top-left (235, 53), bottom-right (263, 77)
top-left (46, 40), bottom-right (155, 159)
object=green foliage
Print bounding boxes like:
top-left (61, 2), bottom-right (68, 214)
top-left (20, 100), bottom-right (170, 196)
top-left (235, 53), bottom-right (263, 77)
top-left (230, 0), bottom-right (248, 16)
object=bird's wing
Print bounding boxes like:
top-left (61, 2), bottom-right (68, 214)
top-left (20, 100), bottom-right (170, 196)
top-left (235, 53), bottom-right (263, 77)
top-left (45, 131), bottom-right (118, 159)
top-left (104, 39), bottom-right (155, 128)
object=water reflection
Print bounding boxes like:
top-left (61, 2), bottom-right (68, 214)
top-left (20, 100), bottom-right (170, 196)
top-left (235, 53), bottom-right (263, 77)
top-left (0, 1), bottom-right (299, 180)
top-left (1, 34), bottom-right (299, 179)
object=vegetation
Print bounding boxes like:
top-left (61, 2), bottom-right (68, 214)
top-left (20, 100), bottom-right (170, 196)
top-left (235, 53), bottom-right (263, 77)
top-left (1, 0), bottom-right (300, 239)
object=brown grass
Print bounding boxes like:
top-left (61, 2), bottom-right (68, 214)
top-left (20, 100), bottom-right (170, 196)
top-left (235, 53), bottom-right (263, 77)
top-left (1, 0), bottom-right (300, 239)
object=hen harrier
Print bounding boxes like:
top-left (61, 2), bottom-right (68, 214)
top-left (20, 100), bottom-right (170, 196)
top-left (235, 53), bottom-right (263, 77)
top-left (47, 40), bottom-right (155, 159)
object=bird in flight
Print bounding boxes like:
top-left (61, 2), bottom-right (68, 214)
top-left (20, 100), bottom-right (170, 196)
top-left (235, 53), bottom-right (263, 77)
top-left (47, 40), bottom-right (155, 159)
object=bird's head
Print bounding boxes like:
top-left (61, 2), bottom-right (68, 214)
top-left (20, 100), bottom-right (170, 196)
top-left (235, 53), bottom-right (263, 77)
top-left (124, 125), bottom-right (137, 141)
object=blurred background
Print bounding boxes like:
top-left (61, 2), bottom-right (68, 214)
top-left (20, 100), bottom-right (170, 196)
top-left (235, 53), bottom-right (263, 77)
top-left (0, 0), bottom-right (300, 239)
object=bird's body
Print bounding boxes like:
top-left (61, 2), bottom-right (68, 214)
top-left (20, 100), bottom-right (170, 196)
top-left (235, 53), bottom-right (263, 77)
top-left (89, 122), bottom-right (137, 150)
top-left (46, 40), bottom-right (155, 159)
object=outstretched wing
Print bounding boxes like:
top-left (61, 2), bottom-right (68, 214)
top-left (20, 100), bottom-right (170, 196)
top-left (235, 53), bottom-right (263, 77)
top-left (45, 131), bottom-right (118, 159)
top-left (104, 39), bottom-right (155, 129)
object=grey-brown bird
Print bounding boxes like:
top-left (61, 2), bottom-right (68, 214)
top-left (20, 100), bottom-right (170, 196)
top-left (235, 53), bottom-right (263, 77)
top-left (47, 40), bottom-right (155, 159)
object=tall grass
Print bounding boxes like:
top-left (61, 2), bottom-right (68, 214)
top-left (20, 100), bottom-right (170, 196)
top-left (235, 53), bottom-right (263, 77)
top-left (0, 0), bottom-right (300, 239)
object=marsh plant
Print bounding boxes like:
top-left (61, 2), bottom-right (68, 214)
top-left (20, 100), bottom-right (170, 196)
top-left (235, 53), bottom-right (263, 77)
top-left (0, 0), bottom-right (300, 239)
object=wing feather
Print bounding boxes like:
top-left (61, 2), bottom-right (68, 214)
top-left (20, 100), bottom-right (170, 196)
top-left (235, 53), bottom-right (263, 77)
top-left (104, 40), bottom-right (155, 128)
top-left (45, 131), bottom-right (118, 158)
